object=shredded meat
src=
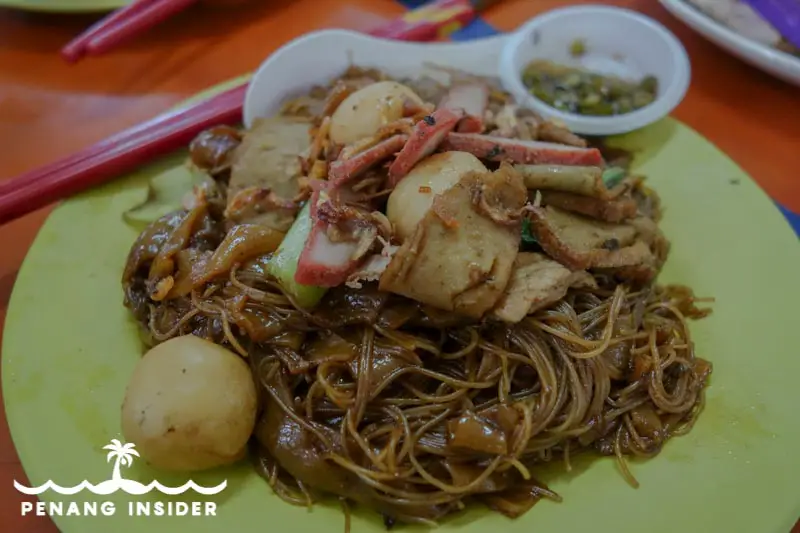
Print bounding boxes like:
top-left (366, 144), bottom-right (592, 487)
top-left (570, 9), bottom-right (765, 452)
top-left (472, 163), bottom-right (526, 225)
top-left (329, 135), bottom-right (408, 186)
top-left (337, 119), bottom-right (417, 162)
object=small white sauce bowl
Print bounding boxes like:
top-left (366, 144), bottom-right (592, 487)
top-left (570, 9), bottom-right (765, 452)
top-left (499, 5), bottom-right (691, 136)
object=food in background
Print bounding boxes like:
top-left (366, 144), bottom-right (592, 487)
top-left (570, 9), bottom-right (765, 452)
top-left (688, 0), bottom-right (800, 56)
top-left (569, 38), bottom-right (587, 58)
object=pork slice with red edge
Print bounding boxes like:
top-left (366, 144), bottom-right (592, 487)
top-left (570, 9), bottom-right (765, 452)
top-left (295, 188), bottom-right (384, 287)
top-left (439, 83), bottom-right (489, 134)
top-left (328, 134), bottom-right (408, 187)
top-left (387, 108), bottom-right (463, 186)
top-left (441, 133), bottom-right (604, 166)
top-left (295, 225), bottom-right (360, 287)
top-left (294, 190), bottom-right (360, 287)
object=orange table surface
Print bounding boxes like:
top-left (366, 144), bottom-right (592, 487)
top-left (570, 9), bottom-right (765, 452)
top-left (0, 1), bottom-right (798, 532)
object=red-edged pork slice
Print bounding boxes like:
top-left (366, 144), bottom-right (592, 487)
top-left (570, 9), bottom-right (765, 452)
top-left (295, 227), bottom-right (361, 287)
top-left (441, 133), bottom-right (604, 166)
top-left (295, 187), bottom-right (386, 287)
top-left (328, 134), bottom-right (408, 187)
top-left (388, 108), bottom-right (463, 186)
top-left (438, 83), bottom-right (489, 133)
top-left (295, 190), bottom-right (361, 287)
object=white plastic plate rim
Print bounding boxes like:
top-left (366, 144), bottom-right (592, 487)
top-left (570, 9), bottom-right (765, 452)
top-left (244, 29), bottom-right (508, 127)
top-left (659, 0), bottom-right (800, 86)
top-left (498, 5), bottom-right (691, 136)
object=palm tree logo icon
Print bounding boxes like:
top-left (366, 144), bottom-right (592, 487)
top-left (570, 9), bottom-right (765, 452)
top-left (104, 439), bottom-right (139, 484)
top-left (13, 439), bottom-right (227, 496)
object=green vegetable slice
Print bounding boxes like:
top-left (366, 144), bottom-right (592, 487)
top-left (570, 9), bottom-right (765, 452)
top-left (267, 202), bottom-right (327, 308)
top-left (521, 218), bottom-right (538, 245)
top-left (602, 167), bottom-right (627, 189)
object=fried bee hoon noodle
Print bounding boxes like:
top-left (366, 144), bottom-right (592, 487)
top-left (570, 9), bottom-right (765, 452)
top-left (122, 65), bottom-right (713, 527)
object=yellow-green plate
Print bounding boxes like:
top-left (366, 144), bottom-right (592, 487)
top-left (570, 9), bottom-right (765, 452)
top-left (0, 0), bottom-right (125, 13)
top-left (3, 80), bottom-right (800, 533)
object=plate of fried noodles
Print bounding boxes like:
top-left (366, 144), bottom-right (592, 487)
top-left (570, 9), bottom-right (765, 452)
top-left (3, 30), bottom-right (799, 533)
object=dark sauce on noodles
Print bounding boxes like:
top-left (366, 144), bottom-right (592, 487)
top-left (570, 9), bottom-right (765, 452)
top-left (122, 66), bottom-right (713, 527)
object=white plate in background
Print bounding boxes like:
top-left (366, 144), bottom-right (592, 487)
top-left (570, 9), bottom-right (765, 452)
top-left (659, 0), bottom-right (800, 86)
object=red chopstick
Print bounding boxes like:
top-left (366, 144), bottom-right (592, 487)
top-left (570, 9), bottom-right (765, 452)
top-left (0, 1), bottom-right (495, 225)
top-left (0, 84), bottom-right (245, 225)
top-left (86, 0), bottom-right (199, 57)
top-left (0, 82), bottom-right (245, 196)
top-left (62, 0), bottom-right (156, 62)
top-left (61, 0), bottom-right (197, 63)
